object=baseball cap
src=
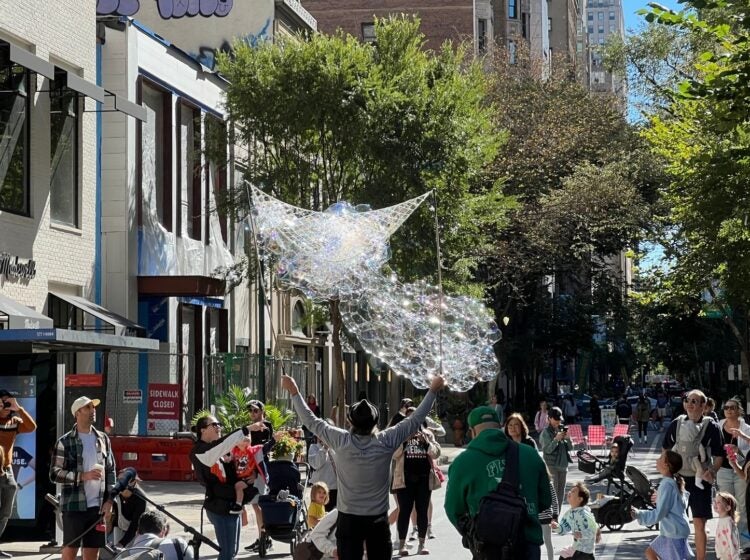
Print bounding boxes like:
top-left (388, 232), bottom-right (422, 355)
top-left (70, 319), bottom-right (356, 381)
top-left (71, 396), bottom-right (101, 417)
top-left (247, 399), bottom-right (265, 412)
top-left (348, 399), bottom-right (379, 431)
top-left (399, 398), bottom-right (413, 409)
top-left (548, 407), bottom-right (563, 421)
top-left (467, 406), bottom-right (500, 428)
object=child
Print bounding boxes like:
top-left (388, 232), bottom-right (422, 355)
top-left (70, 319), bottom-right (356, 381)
top-left (226, 437), bottom-right (267, 514)
top-left (551, 482), bottom-right (599, 560)
top-left (714, 491), bottom-right (740, 560)
top-left (308, 482), bottom-right (329, 529)
top-left (631, 450), bottom-right (692, 560)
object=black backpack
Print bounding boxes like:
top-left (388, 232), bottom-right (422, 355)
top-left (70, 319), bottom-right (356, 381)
top-left (459, 441), bottom-right (528, 560)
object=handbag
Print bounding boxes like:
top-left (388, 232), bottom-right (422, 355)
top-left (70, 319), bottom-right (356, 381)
top-left (293, 541), bottom-right (323, 560)
top-left (429, 457), bottom-right (445, 490)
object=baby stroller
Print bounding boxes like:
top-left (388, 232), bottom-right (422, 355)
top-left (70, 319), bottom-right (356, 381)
top-left (257, 460), bottom-right (309, 558)
top-left (577, 435), bottom-right (658, 531)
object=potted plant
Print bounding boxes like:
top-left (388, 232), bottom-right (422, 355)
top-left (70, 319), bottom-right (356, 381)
top-left (272, 431), bottom-right (303, 461)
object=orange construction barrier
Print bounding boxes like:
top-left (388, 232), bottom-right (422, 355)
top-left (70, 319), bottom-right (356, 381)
top-left (110, 436), bottom-right (195, 482)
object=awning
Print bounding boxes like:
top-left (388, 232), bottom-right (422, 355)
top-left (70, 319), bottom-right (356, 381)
top-left (138, 276), bottom-right (226, 297)
top-left (49, 292), bottom-right (146, 337)
top-left (109, 90), bottom-right (147, 122)
top-left (5, 41), bottom-right (55, 79)
top-left (0, 294), bottom-right (54, 330)
top-left (54, 66), bottom-right (105, 103)
top-left (0, 327), bottom-right (159, 352)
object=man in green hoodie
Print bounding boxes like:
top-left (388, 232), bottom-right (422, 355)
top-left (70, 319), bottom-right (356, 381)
top-left (445, 406), bottom-right (551, 560)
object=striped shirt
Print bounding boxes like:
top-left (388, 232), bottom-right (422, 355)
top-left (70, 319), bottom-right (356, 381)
top-left (50, 424), bottom-right (115, 512)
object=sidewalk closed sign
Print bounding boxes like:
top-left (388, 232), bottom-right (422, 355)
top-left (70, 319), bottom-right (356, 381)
top-left (147, 383), bottom-right (180, 434)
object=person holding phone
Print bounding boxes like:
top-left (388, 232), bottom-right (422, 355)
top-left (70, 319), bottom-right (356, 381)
top-left (0, 389), bottom-right (36, 557)
top-left (719, 397), bottom-right (750, 551)
top-left (540, 407), bottom-right (573, 505)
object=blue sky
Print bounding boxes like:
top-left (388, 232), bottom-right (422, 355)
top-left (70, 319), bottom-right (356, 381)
top-left (624, 0), bottom-right (683, 34)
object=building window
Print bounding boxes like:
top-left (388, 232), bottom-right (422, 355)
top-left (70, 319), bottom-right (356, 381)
top-left (588, 25), bottom-right (594, 34)
top-left (508, 40), bottom-right (517, 64)
top-left (598, 25), bottom-right (604, 33)
top-left (292, 300), bottom-right (308, 336)
top-left (522, 12), bottom-right (528, 38)
top-left (548, 17), bottom-right (552, 32)
top-left (0, 48), bottom-right (30, 215)
top-left (598, 12), bottom-right (604, 20)
top-left (179, 102), bottom-right (201, 240)
top-left (609, 11), bottom-right (615, 19)
top-left (141, 81), bottom-right (172, 230)
top-left (362, 23), bottom-right (376, 43)
top-left (610, 24), bottom-right (616, 32)
top-left (206, 116), bottom-right (227, 243)
top-left (478, 19), bottom-right (487, 54)
top-left (587, 13), bottom-right (593, 20)
top-left (508, 0), bottom-right (517, 19)
top-left (50, 69), bottom-right (80, 227)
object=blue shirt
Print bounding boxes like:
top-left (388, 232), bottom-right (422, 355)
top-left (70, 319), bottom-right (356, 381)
top-left (635, 476), bottom-right (690, 539)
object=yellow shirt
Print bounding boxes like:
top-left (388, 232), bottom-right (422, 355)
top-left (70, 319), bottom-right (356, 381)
top-left (308, 501), bottom-right (326, 521)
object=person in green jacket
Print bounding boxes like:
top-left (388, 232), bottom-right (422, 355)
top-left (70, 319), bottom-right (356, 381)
top-left (445, 406), bottom-right (552, 560)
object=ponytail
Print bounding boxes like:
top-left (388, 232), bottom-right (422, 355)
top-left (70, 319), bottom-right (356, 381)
top-left (674, 473), bottom-right (685, 494)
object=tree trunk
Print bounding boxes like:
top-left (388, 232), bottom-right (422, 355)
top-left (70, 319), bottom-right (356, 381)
top-left (330, 300), bottom-right (347, 427)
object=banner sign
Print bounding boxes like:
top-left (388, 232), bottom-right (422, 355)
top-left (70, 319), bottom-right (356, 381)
top-left (123, 389), bottom-right (143, 404)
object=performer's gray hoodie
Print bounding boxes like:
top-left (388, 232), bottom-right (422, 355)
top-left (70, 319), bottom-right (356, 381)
top-left (291, 391), bottom-right (436, 516)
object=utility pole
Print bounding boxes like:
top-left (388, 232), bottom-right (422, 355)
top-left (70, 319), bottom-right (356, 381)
top-left (258, 261), bottom-right (266, 402)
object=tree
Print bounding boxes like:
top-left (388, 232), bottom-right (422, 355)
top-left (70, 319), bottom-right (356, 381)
top-left (479, 47), bottom-right (657, 403)
top-left (635, 0), bottom-right (750, 381)
top-left (217, 18), bottom-right (508, 419)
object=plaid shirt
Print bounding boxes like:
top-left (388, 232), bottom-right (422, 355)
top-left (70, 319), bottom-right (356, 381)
top-left (50, 424), bottom-right (115, 512)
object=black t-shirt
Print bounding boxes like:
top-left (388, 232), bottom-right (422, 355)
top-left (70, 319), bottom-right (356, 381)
top-left (403, 433), bottom-right (431, 476)
top-left (251, 420), bottom-right (274, 460)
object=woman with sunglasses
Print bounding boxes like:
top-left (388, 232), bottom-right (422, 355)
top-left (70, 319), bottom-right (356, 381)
top-left (189, 416), bottom-right (255, 560)
top-left (718, 397), bottom-right (750, 551)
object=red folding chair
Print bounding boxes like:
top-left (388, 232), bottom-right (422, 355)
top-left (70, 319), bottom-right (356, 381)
top-left (567, 424), bottom-right (586, 449)
top-left (585, 425), bottom-right (607, 454)
top-left (612, 423), bottom-right (631, 440)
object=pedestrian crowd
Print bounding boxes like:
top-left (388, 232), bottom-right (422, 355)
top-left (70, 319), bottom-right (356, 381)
top-left (9, 382), bottom-right (745, 560)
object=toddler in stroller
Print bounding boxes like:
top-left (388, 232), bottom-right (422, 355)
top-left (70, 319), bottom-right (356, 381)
top-left (577, 435), bottom-right (658, 531)
top-left (256, 460), bottom-right (309, 558)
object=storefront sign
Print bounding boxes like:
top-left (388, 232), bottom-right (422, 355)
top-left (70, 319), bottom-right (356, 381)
top-left (123, 389), bottom-right (143, 403)
top-left (147, 383), bottom-right (180, 434)
top-left (0, 253), bottom-right (37, 281)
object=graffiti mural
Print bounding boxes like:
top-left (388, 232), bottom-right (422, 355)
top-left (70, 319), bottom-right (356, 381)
top-left (156, 0), bottom-right (233, 18)
top-left (192, 18), bottom-right (271, 69)
top-left (96, 0), bottom-right (233, 17)
top-left (97, 0), bottom-right (140, 15)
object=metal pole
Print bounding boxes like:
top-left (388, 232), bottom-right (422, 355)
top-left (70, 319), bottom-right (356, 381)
top-left (258, 261), bottom-right (266, 402)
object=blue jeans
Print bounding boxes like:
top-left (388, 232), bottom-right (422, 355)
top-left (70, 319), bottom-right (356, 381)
top-left (206, 510), bottom-right (240, 560)
top-left (0, 468), bottom-right (17, 537)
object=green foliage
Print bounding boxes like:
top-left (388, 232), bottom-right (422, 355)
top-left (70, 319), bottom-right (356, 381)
top-left (630, 0), bottom-right (750, 379)
top-left (217, 16), bottom-right (510, 292)
top-left (191, 385), bottom-right (294, 432)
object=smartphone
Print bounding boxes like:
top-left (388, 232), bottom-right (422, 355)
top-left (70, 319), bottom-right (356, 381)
top-left (725, 444), bottom-right (738, 462)
top-left (561, 426), bottom-right (568, 433)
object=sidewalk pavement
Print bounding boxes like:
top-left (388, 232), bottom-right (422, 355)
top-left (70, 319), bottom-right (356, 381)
top-left (3, 445), bottom-right (466, 559)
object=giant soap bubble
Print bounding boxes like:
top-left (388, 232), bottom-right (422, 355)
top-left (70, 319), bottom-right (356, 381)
top-left (340, 275), bottom-right (501, 391)
top-left (250, 186), bottom-right (429, 301)
top-left (248, 185), bottom-right (501, 391)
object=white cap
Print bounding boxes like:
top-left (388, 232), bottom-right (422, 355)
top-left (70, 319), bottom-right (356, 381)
top-left (71, 396), bottom-right (101, 417)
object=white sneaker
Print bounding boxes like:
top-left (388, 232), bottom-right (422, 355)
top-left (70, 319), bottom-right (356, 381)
top-left (644, 436), bottom-right (648, 444)
top-left (409, 527), bottom-right (418, 541)
top-left (427, 525), bottom-right (436, 539)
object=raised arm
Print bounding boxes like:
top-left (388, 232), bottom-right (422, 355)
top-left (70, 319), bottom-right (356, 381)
top-left (195, 429), bottom-right (248, 467)
top-left (282, 375), bottom-right (349, 449)
top-left (381, 376), bottom-right (445, 449)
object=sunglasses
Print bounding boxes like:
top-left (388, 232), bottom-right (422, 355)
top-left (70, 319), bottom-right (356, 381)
top-left (249, 408), bottom-right (261, 414)
top-left (209, 422), bottom-right (222, 428)
top-left (724, 405), bottom-right (739, 410)
top-left (683, 397), bottom-right (703, 405)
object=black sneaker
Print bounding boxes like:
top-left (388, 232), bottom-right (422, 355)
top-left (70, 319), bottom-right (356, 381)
top-left (228, 503), bottom-right (242, 515)
top-left (245, 539), bottom-right (260, 552)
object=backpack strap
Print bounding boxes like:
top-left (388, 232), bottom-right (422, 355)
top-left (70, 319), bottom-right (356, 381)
top-left (503, 441), bottom-right (520, 488)
top-left (172, 539), bottom-right (185, 560)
